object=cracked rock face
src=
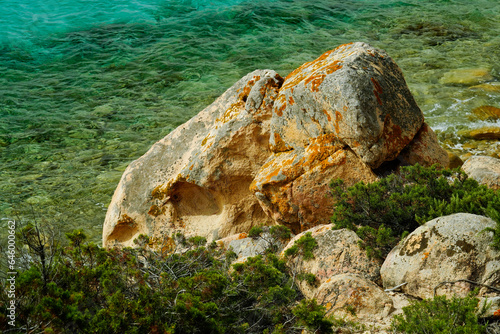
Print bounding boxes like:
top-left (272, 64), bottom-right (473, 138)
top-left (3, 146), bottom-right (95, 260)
top-left (381, 213), bottom-right (500, 299)
top-left (103, 70), bottom-right (283, 248)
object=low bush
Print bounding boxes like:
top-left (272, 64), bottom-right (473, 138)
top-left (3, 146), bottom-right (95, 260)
top-left (0, 223), bottom-right (330, 333)
top-left (392, 292), bottom-right (487, 334)
top-left (330, 164), bottom-right (500, 258)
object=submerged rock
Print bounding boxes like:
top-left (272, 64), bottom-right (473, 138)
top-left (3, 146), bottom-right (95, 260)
top-left (381, 213), bottom-right (500, 300)
top-left (472, 105), bottom-right (500, 121)
top-left (439, 68), bottom-right (493, 86)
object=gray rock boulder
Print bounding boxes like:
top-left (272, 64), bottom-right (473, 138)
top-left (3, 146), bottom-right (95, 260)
top-left (462, 155), bottom-right (500, 190)
top-left (281, 225), bottom-right (382, 299)
top-left (315, 274), bottom-right (393, 321)
top-left (269, 42), bottom-right (424, 168)
top-left (381, 213), bottom-right (500, 299)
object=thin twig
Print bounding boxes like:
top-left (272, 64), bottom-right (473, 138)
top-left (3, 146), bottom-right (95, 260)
top-left (434, 279), bottom-right (500, 297)
top-left (384, 282), bottom-right (408, 292)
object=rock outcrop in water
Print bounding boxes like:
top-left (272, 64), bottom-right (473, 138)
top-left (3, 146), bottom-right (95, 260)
top-left (103, 42), bottom-right (448, 248)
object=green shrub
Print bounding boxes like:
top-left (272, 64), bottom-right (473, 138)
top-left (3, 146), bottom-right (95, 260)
top-left (1, 224), bottom-right (331, 334)
top-left (284, 232), bottom-right (318, 260)
top-left (248, 225), bottom-right (264, 238)
top-left (392, 292), bottom-right (487, 334)
top-left (330, 164), bottom-right (500, 259)
top-left (297, 273), bottom-right (318, 286)
top-left (292, 299), bottom-right (333, 334)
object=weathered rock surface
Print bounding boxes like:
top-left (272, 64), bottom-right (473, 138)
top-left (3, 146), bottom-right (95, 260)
top-left (251, 42), bottom-right (436, 231)
top-left (315, 274), bottom-right (393, 321)
top-left (251, 146), bottom-right (377, 232)
top-left (269, 42), bottom-right (424, 169)
top-left (381, 213), bottom-right (500, 299)
top-left (217, 228), bottom-right (288, 259)
top-left (398, 122), bottom-right (449, 167)
top-left (462, 155), bottom-right (500, 190)
top-left (103, 70), bottom-right (283, 247)
top-left (281, 225), bottom-right (382, 299)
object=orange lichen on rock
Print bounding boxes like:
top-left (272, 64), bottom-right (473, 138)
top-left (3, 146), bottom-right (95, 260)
top-left (216, 101), bottom-right (244, 124)
top-left (238, 76), bottom-right (260, 101)
top-left (371, 77), bottom-right (383, 105)
top-left (271, 132), bottom-right (292, 152)
top-left (334, 110), bottom-right (343, 133)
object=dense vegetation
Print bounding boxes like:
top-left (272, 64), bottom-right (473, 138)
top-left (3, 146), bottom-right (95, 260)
top-left (330, 164), bottom-right (500, 259)
top-left (392, 292), bottom-right (488, 334)
top-left (0, 225), bottom-right (333, 334)
top-left (3, 164), bottom-right (500, 333)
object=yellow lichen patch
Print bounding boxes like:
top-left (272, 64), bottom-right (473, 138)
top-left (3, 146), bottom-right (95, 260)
top-left (117, 214), bottom-right (136, 227)
top-left (288, 96), bottom-right (295, 105)
top-left (216, 101), bottom-right (244, 124)
top-left (472, 105), bottom-right (500, 121)
top-left (238, 233), bottom-right (248, 239)
top-left (151, 184), bottom-right (172, 201)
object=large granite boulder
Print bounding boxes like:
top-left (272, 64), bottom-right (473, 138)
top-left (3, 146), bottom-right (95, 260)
top-left (281, 225), bottom-right (381, 299)
top-left (251, 42), bottom-right (443, 231)
top-left (381, 213), bottom-right (500, 299)
top-left (269, 42), bottom-right (424, 168)
top-left (103, 70), bottom-right (283, 247)
top-left (462, 155), bottom-right (500, 190)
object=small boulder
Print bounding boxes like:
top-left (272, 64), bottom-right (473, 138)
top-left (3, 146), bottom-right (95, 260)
top-left (315, 274), bottom-right (393, 321)
top-left (381, 213), bottom-right (500, 300)
top-left (281, 225), bottom-right (382, 299)
top-left (462, 155), bottom-right (500, 190)
top-left (398, 122), bottom-right (449, 167)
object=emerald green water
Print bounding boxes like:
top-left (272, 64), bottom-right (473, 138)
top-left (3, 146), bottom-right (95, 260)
top-left (1, 0), bottom-right (499, 243)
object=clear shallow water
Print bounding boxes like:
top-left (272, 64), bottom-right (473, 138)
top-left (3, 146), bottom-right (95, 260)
top-left (1, 0), bottom-right (499, 243)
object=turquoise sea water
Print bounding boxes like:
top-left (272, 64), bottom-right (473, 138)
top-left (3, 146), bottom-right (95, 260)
top-left (1, 0), bottom-right (499, 243)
